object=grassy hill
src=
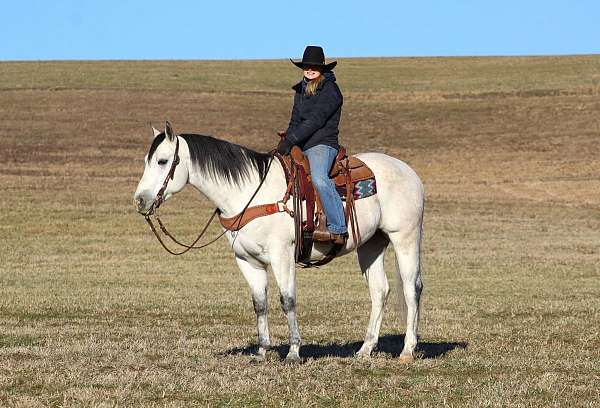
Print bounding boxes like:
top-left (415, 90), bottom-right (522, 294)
top-left (2, 55), bottom-right (599, 94)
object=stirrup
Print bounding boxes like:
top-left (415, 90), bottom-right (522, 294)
top-left (331, 232), bottom-right (348, 245)
top-left (313, 230), bottom-right (347, 245)
top-left (313, 229), bottom-right (332, 242)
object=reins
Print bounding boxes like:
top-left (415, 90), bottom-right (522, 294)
top-left (143, 137), bottom-right (276, 255)
top-left (145, 209), bottom-right (222, 255)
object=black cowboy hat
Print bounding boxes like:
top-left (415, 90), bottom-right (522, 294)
top-left (290, 45), bottom-right (337, 71)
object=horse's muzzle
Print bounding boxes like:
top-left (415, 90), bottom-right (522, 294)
top-left (134, 196), bottom-right (146, 213)
top-left (134, 191), bottom-right (156, 215)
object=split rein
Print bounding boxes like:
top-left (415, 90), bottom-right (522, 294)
top-left (143, 137), bottom-right (276, 256)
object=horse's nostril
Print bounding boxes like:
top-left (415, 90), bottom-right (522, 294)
top-left (135, 197), bottom-right (144, 210)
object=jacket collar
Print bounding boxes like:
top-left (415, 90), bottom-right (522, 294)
top-left (292, 71), bottom-right (336, 93)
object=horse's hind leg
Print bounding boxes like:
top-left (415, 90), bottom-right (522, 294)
top-left (356, 231), bottom-right (390, 358)
top-left (387, 229), bottom-right (423, 363)
top-left (235, 256), bottom-right (270, 361)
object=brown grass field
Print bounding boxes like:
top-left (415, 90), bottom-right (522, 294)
top-left (0, 56), bottom-right (599, 407)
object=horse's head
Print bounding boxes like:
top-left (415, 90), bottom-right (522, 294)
top-left (133, 121), bottom-right (188, 215)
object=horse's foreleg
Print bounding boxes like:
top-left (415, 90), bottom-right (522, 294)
top-left (270, 247), bottom-right (302, 362)
top-left (235, 256), bottom-right (270, 361)
top-left (356, 231), bottom-right (390, 358)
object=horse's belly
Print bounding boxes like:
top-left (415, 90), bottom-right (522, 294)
top-left (226, 193), bottom-right (381, 265)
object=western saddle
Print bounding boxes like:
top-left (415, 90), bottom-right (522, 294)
top-left (219, 144), bottom-right (377, 266)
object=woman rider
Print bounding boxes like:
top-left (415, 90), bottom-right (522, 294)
top-left (277, 46), bottom-right (347, 245)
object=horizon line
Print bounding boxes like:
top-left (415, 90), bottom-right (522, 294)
top-left (1, 52), bottom-right (599, 63)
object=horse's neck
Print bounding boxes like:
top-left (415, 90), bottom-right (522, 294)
top-left (186, 151), bottom-right (285, 218)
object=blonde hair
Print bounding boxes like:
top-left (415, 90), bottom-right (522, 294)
top-left (305, 74), bottom-right (325, 96)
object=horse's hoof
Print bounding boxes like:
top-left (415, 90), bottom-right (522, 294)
top-left (355, 350), bottom-right (372, 359)
top-left (249, 354), bottom-right (266, 364)
top-left (284, 355), bottom-right (302, 365)
top-left (398, 354), bottom-right (415, 364)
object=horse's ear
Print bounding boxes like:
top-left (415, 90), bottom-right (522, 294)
top-left (165, 121), bottom-right (176, 142)
top-left (151, 124), bottom-right (161, 138)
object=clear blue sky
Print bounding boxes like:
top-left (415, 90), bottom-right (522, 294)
top-left (2, 0), bottom-right (599, 60)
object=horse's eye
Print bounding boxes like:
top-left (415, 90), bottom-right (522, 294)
top-left (157, 159), bottom-right (168, 166)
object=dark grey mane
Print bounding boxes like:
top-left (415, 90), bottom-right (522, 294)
top-left (147, 133), bottom-right (271, 186)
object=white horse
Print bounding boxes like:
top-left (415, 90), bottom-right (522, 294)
top-left (134, 122), bottom-right (424, 363)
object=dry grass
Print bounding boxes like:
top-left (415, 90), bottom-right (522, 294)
top-left (0, 56), bottom-right (599, 407)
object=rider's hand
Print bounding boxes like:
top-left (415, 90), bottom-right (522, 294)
top-left (276, 138), bottom-right (293, 155)
top-left (277, 130), bottom-right (286, 138)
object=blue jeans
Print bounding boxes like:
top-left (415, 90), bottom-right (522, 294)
top-left (304, 144), bottom-right (347, 235)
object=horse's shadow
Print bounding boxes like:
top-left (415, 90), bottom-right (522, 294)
top-left (221, 334), bottom-right (467, 360)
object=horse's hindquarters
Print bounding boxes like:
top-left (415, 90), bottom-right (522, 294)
top-left (307, 153), bottom-right (423, 262)
top-left (355, 153), bottom-right (424, 236)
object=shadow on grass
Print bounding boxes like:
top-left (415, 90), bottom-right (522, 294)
top-left (221, 334), bottom-right (468, 360)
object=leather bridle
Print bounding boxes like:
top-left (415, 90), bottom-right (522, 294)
top-left (144, 136), bottom-right (180, 217)
top-left (143, 135), bottom-right (222, 256)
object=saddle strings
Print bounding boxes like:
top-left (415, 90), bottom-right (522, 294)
top-left (292, 165), bottom-right (304, 262)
